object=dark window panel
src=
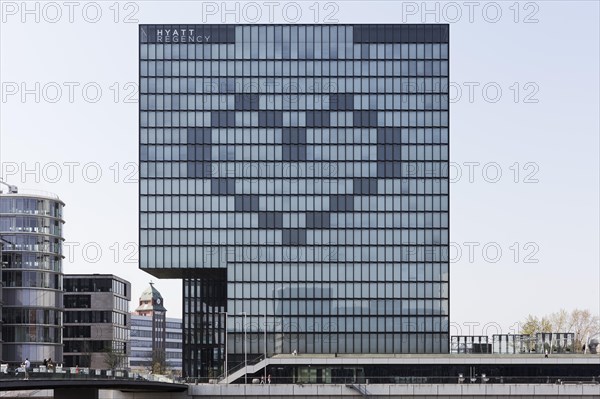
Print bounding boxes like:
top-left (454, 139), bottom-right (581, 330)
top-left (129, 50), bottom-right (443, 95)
top-left (258, 111), bottom-right (284, 127)
top-left (305, 212), bottom-right (330, 228)
top-left (211, 179), bottom-right (235, 195)
top-left (187, 163), bottom-right (197, 178)
top-left (235, 94), bottom-right (259, 110)
top-left (306, 111), bottom-right (330, 127)
top-left (234, 195), bottom-right (244, 211)
top-left (377, 162), bottom-right (385, 178)
top-left (330, 94), bottom-right (354, 111)
top-left (258, 212), bottom-right (284, 229)
top-left (352, 24), bottom-right (448, 43)
top-left (187, 128), bottom-right (212, 145)
top-left (356, 111), bottom-right (378, 127)
top-left (281, 229), bottom-right (307, 245)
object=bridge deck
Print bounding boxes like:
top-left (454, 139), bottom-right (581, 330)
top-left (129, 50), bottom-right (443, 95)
top-left (0, 379), bottom-right (188, 392)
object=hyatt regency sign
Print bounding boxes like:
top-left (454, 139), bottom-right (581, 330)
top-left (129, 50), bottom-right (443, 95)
top-left (156, 29), bottom-right (210, 43)
top-left (140, 25), bottom-right (236, 44)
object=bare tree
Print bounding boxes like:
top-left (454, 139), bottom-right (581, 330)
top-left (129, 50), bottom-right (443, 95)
top-left (81, 340), bottom-right (93, 368)
top-left (521, 309), bottom-right (600, 353)
top-left (549, 309), bottom-right (570, 333)
top-left (104, 346), bottom-right (125, 372)
top-left (151, 349), bottom-right (167, 375)
top-left (567, 309), bottom-right (600, 352)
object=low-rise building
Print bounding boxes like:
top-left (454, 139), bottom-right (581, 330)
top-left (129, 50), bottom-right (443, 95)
top-left (130, 315), bottom-right (182, 373)
top-left (63, 274), bottom-right (131, 369)
top-left (130, 283), bottom-right (182, 374)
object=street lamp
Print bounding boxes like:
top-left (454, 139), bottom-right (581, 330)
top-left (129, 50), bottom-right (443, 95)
top-left (0, 182), bottom-right (17, 365)
top-left (220, 311), bottom-right (228, 382)
top-left (240, 312), bottom-right (247, 384)
top-left (264, 313), bottom-right (267, 383)
top-left (0, 234), bottom-right (15, 367)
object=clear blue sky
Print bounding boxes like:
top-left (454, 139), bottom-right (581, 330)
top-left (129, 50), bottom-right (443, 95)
top-left (1, 1), bottom-right (598, 335)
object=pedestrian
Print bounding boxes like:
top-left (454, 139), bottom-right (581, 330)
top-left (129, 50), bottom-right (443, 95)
top-left (268, 374), bottom-right (271, 384)
top-left (544, 349), bottom-right (549, 358)
top-left (24, 358), bottom-right (30, 380)
top-left (43, 359), bottom-right (47, 367)
top-left (261, 376), bottom-right (265, 384)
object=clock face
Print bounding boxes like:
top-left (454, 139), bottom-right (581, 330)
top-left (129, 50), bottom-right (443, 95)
top-left (156, 298), bottom-right (161, 304)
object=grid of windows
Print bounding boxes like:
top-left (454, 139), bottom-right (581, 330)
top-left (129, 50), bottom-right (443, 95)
top-left (0, 195), bottom-right (65, 364)
top-left (140, 24), bottom-right (449, 377)
top-left (62, 275), bottom-right (132, 368)
top-left (130, 315), bottom-right (183, 371)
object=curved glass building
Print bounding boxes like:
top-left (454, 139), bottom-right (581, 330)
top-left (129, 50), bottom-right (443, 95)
top-left (0, 191), bottom-right (65, 364)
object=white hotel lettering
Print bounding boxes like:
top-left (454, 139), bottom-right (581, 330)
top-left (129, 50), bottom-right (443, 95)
top-left (156, 29), bottom-right (211, 43)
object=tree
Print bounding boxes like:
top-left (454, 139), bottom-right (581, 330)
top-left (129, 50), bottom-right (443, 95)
top-left (520, 315), bottom-right (552, 351)
top-left (549, 309), bottom-right (570, 333)
top-left (81, 340), bottom-right (93, 368)
top-left (151, 349), bottom-right (167, 375)
top-left (567, 309), bottom-right (600, 352)
top-left (520, 309), bottom-right (600, 353)
top-left (104, 345), bottom-right (125, 372)
top-left (521, 315), bottom-right (552, 335)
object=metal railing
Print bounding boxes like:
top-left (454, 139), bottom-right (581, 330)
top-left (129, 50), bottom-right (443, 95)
top-left (0, 188), bottom-right (63, 202)
top-left (0, 366), bottom-right (185, 384)
top-left (184, 372), bottom-right (600, 388)
top-left (222, 354), bottom-right (265, 380)
top-left (183, 355), bottom-right (267, 384)
top-left (183, 374), bottom-right (600, 386)
top-left (347, 383), bottom-right (371, 398)
top-left (295, 376), bottom-right (600, 385)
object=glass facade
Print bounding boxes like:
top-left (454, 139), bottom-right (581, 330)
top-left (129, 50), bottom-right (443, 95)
top-left (0, 194), bottom-right (65, 364)
top-left (139, 24), bottom-right (450, 378)
top-left (130, 315), bottom-right (183, 372)
top-left (451, 335), bottom-right (491, 354)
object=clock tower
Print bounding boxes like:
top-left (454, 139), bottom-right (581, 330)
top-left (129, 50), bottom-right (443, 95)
top-left (134, 282), bottom-right (167, 371)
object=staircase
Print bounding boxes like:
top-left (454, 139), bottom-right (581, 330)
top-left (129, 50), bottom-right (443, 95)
top-left (346, 383), bottom-right (371, 398)
top-left (220, 358), bottom-right (269, 384)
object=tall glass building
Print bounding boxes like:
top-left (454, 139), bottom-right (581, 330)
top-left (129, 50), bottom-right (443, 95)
top-left (139, 24), bottom-right (449, 378)
top-left (0, 191), bottom-right (65, 364)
